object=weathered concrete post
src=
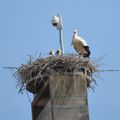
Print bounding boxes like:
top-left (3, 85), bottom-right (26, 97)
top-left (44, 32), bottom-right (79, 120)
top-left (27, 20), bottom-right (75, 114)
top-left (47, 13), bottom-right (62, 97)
top-left (32, 72), bottom-right (89, 120)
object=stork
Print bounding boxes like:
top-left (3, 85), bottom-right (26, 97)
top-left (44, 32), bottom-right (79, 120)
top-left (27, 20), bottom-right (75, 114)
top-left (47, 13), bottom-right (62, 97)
top-left (56, 49), bottom-right (62, 56)
top-left (49, 49), bottom-right (55, 56)
top-left (72, 30), bottom-right (91, 58)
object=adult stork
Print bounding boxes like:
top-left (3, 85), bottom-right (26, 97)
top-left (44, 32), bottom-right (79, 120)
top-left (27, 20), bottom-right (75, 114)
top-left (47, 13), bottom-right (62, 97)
top-left (72, 30), bottom-right (91, 58)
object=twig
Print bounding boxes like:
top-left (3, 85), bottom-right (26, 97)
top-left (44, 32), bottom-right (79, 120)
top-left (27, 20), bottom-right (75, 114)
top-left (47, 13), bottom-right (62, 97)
top-left (3, 66), bottom-right (18, 70)
top-left (100, 69), bottom-right (119, 72)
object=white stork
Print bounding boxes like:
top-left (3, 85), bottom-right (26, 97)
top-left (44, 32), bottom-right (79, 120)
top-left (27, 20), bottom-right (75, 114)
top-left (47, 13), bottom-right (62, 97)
top-left (49, 49), bottom-right (55, 56)
top-left (56, 49), bottom-right (62, 56)
top-left (72, 30), bottom-right (91, 57)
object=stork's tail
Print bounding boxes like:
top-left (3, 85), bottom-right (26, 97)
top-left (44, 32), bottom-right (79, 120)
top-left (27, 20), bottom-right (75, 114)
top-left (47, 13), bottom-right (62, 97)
top-left (84, 46), bottom-right (91, 58)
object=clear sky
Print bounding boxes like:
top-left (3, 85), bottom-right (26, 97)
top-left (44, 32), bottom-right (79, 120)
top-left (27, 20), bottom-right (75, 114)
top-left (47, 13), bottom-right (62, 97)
top-left (0, 0), bottom-right (120, 120)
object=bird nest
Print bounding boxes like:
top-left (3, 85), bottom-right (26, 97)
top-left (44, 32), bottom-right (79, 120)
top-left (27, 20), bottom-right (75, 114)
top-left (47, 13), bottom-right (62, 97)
top-left (14, 54), bottom-right (100, 94)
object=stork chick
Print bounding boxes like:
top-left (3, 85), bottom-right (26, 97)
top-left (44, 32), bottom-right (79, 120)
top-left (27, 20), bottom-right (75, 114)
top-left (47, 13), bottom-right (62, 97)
top-left (72, 30), bottom-right (91, 58)
top-left (49, 49), bottom-right (55, 56)
top-left (56, 49), bottom-right (62, 56)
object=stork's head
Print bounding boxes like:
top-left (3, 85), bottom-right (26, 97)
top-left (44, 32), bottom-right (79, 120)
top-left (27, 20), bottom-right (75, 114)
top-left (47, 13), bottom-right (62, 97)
top-left (73, 29), bottom-right (78, 35)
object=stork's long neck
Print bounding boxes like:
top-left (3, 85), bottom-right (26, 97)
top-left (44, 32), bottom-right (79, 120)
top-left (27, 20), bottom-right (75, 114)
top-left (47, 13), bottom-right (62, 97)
top-left (72, 33), bottom-right (77, 45)
top-left (73, 33), bottom-right (78, 40)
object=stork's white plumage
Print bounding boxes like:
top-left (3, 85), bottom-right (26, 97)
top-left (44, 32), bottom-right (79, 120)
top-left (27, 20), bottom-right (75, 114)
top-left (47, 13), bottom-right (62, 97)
top-left (72, 30), bottom-right (91, 57)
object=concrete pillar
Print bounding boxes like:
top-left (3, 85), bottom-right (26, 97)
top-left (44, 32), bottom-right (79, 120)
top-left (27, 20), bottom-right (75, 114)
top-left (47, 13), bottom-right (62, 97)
top-left (32, 72), bottom-right (89, 120)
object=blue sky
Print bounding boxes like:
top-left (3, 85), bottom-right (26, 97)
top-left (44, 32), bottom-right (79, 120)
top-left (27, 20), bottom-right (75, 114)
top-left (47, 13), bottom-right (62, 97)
top-left (0, 0), bottom-right (120, 120)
